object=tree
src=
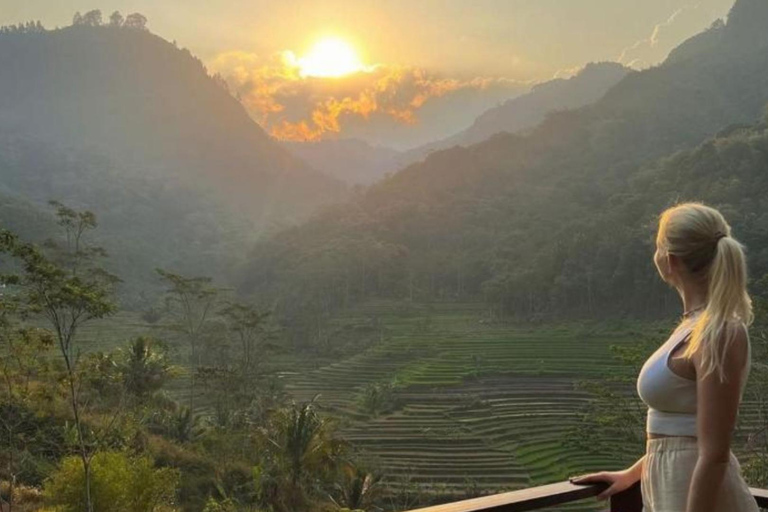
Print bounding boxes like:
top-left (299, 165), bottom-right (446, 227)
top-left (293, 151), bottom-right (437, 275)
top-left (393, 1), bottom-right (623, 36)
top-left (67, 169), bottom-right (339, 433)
top-left (118, 337), bottom-right (175, 403)
top-left (219, 302), bottom-right (270, 380)
top-left (109, 11), bottom-right (124, 28)
top-left (0, 300), bottom-right (56, 511)
top-left (80, 10), bottom-right (103, 27)
top-left (255, 397), bottom-right (348, 511)
top-left (124, 13), bottom-right (148, 31)
top-left (44, 451), bottom-right (179, 512)
top-left (156, 269), bottom-right (220, 408)
top-left (357, 380), bottom-right (398, 418)
top-left (151, 405), bottom-right (205, 444)
top-left (329, 465), bottom-right (383, 511)
top-left (0, 202), bottom-right (119, 512)
top-left (157, 270), bottom-right (219, 367)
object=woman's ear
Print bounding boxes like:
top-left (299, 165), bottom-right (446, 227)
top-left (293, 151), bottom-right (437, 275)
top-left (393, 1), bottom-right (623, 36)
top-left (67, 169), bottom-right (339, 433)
top-left (667, 253), bottom-right (682, 279)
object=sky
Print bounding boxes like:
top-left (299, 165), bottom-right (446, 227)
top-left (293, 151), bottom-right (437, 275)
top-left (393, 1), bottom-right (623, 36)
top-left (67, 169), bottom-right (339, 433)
top-left (2, 0), bottom-right (737, 148)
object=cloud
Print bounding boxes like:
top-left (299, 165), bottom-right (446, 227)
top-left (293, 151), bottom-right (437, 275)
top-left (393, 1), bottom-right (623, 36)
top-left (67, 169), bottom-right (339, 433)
top-left (552, 65), bottom-right (584, 80)
top-left (617, 4), bottom-right (716, 69)
top-left (209, 50), bottom-right (527, 142)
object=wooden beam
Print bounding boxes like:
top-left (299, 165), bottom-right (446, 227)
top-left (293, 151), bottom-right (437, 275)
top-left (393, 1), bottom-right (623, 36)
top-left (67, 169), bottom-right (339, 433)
top-left (404, 480), bottom-right (768, 512)
top-left (404, 481), bottom-right (609, 512)
top-left (749, 487), bottom-right (768, 508)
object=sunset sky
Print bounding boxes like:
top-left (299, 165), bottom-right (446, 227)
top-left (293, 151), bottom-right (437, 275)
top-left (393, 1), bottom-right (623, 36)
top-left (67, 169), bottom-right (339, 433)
top-left (2, 0), bottom-right (736, 148)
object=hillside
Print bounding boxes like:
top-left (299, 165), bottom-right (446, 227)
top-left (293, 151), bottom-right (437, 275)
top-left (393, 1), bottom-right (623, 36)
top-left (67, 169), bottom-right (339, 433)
top-left (283, 63), bottom-right (630, 186)
top-left (0, 23), bottom-right (347, 305)
top-left (398, 62), bottom-right (631, 167)
top-left (239, 0), bottom-right (768, 322)
top-left (282, 138), bottom-right (402, 186)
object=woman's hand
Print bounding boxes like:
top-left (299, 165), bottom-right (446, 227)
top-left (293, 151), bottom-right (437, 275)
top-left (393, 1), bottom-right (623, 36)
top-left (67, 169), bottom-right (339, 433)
top-left (569, 469), bottom-right (638, 501)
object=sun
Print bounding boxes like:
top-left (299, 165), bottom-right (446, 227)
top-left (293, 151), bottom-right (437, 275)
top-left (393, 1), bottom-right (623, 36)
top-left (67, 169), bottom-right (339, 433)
top-left (293, 38), bottom-right (365, 78)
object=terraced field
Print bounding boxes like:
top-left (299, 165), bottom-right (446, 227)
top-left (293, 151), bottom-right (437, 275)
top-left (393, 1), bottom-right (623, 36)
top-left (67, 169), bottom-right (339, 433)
top-left (281, 299), bottom-right (765, 511)
top-left (278, 302), bottom-right (628, 510)
top-left (64, 302), bottom-right (767, 511)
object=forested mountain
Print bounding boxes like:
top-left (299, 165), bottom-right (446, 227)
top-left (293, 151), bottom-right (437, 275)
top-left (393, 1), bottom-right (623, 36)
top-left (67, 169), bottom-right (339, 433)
top-left (282, 138), bottom-right (402, 185)
top-left (0, 21), bottom-right (346, 305)
top-left (239, 0), bottom-right (768, 322)
top-left (0, 130), bottom-right (256, 304)
top-left (398, 62), bottom-right (631, 167)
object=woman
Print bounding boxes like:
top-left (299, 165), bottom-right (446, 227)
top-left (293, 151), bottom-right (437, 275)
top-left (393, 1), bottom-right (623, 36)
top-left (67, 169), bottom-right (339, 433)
top-left (569, 202), bottom-right (758, 511)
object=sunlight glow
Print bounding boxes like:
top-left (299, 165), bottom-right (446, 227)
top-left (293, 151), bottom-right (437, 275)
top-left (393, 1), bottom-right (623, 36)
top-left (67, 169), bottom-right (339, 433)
top-left (288, 38), bottom-right (366, 78)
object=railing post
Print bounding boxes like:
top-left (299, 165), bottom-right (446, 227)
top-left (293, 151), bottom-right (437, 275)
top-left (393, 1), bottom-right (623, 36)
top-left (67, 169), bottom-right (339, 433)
top-left (610, 480), bottom-right (642, 512)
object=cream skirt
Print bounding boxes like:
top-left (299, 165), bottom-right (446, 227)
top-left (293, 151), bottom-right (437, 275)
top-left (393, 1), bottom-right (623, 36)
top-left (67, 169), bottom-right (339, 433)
top-left (641, 436), bottom-right (759, 512)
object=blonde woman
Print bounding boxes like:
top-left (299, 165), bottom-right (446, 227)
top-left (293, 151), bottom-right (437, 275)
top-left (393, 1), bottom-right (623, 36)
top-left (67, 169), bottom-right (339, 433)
top-left (570, 202), bottom-right (758, 511)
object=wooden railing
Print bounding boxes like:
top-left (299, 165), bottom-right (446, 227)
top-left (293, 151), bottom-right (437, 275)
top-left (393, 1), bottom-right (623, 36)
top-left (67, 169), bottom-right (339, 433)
top-left (404, 479), bottom-right (768, 511)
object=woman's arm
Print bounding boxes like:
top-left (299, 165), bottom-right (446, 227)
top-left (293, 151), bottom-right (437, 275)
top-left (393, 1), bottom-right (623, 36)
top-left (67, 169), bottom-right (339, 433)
top-left (569, 454), bottom-right (645, 500)
top-left (686, 323), bottom-right (749, 512)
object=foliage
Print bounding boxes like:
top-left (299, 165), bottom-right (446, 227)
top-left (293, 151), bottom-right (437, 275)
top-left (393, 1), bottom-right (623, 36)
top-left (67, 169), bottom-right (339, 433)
top-left (219, 301), bottom-right (271, 380)
top-left (329, 465), bottom-right (383, 511)
top-left (0, 295), bottom-right (60, 492)
top-left (146, 405), bottom-right (206, 445)
top-left (741, 288), bottom-right (768, 486)
top-left (72, 10), bottom-right (148, 30)
top-left (118, 337), bottom-right (176, 402)
top-left (1, 202), bottom-right (121, 512)
top-left (357, 380), bottom-right (400, 418)
top-left (0, 21), bottom-right (46, 34)
top-left (254, 397), bottom-right (349, 512)
top-left (157, 269), bottom-right (221, 368)
top-left (44, 451), bottom-right (179, 512)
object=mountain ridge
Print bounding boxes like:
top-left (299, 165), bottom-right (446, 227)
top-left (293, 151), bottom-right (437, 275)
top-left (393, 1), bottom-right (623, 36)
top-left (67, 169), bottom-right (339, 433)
top-left (240, 0), bottom-right (768, 320)
top-left (0, 23), bottom-right (347, 305)
top-left (283, 62), bottom-right (631, 186)
top-left (0, 24), bottom-right (346, 222)
top-left (397, 61), bottom-right (632, 166)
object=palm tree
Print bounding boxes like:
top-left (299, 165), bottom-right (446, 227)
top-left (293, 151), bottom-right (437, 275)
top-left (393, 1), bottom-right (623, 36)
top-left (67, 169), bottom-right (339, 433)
top-left (120, 337), bottom-right (173, 401)
top-left (330, 465), bottom-right (383, 510)
top-left (257, 396), bottom-right (347, 511)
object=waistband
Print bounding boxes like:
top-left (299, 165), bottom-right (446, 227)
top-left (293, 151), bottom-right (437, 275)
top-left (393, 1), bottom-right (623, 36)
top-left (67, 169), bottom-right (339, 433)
top-left (646, 436), bottom-right (698, 453)
top-left (646, 409), bottom-right (697, 438)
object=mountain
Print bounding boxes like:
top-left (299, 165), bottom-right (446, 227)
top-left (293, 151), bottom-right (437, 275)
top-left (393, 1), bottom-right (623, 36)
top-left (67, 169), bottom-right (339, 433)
top-left (282, 138), bottom-right (401, 186)
top-left (0, 23), bottom-right (346, 305)
top-left (239, 0), bottom-right (768, 321)
top-left (0, 24), bottom-right (344, 220)
top-left (282, 63), bottom-right (630, 186)
top-left (398, 62), bottom-right (631, 166)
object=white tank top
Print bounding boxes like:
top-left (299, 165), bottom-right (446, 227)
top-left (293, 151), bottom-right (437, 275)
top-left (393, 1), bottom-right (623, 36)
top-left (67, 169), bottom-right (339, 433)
top-left (636, 314), bottom-right (751, 437)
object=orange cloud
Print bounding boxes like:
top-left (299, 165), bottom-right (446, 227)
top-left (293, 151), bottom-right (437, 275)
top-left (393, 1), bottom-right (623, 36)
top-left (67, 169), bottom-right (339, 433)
top-left (209, 51), bottom-right (524, 142)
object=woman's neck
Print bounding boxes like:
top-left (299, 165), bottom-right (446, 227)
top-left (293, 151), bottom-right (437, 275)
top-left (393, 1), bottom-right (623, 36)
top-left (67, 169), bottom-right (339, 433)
top-left (678, 280), bottom-right (708, 315)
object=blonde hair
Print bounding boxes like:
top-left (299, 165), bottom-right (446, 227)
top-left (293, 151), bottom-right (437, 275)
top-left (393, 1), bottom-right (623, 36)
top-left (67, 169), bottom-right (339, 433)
top-left (656, 202), bottom-right (753, 382)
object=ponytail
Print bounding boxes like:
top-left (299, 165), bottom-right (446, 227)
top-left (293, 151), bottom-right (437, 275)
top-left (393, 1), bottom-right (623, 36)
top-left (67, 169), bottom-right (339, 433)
top-left (657, 202), bottom-right (753, 383)
top-left (681, 235), bottom-right (753, 381)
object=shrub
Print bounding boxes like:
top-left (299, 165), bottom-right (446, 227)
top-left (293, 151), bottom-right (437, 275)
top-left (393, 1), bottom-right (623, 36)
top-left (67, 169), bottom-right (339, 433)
top-left (44, 451), bottom-right (179, 512)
